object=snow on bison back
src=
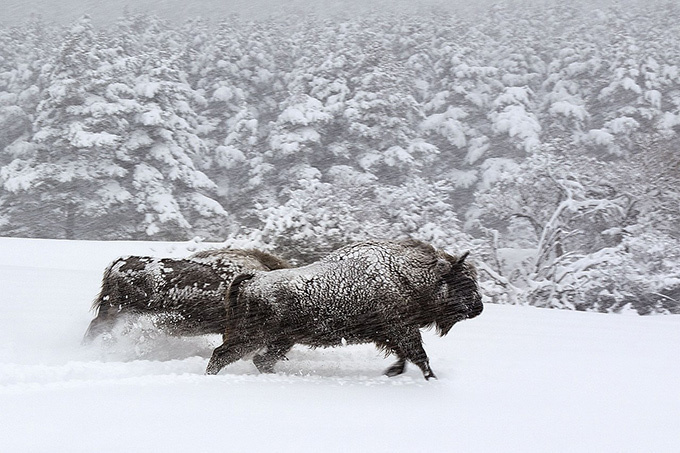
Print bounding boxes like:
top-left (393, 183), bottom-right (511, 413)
top-left (83, 248), bottom-right (290, 343)
top-left (206, 239), bottom-right (483, 380)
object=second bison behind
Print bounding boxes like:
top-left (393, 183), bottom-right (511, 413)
top-left (206, 239), bottom-right (483, 380)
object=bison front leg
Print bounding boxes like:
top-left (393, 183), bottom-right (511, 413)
top-left (384, 357), bottom-right (407, 377)
top-left (385, 328), bottom-right (437, 380)
top-left (206, 340), bottom-right (258, 375)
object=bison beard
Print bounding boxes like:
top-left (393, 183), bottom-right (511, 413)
top-left (83, 248), bottom-right (290, 343)
top-left (206, 239), bottom-right (483, 380)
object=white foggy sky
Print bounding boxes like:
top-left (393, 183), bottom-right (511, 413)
top-left (3, 0), bottom-right (462, 24)
top-left (1, 0), bottom-right (610, 26)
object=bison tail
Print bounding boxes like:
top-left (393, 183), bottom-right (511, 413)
top-left (89, 295), bottom-right (103, 314)
top-left (89, 285), bottom-right (114, 315)
top-left (83, 291), bottom-right (114, 344)
top-left (89, 259), bottom-right (123, 313)
top-left (89, 283), bottom-right (109, 315)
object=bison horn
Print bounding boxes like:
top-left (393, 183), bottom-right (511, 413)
top-left (456, 251), bottom-right (470, 265)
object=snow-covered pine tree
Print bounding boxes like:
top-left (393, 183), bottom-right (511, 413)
top-left (0, 18), bottom-right (55, 155)
top-left (1, 16), bottom-right (228, 240)
top-left (105, 15), bottom-right (230, 239)
top-left (340, 36), bottom-right (424, 185)
top-left (0, 16), bottom-right (128, 239)
top-left (122, 51), bottom-right (227, 239)
top-left (266, 92), bottom-right (332, 180)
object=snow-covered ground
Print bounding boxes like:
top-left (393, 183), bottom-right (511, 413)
top-left (0, 237), bottom-right (678, 452)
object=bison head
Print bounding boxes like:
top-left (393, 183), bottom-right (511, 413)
top-left (434, 251), bottom-right (483, 336)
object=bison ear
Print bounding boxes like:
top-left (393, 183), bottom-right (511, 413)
top-left (435, 258), bottom-right (452, 274)
top-left (456, 251), bottom-right (470, 265)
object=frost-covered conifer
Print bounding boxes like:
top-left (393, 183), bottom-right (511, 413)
top-left (1, 16), bottom-right (125, 238)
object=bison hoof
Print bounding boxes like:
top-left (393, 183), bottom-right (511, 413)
top-left (384, 361), bottom-right (406, 377)
top-left (424, 371), bottom-right (437, 380)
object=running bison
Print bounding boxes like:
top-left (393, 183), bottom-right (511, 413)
top-left (83, 248), bottom-right (290, 343)
top-left (206, 239), bottom-right (483, 380)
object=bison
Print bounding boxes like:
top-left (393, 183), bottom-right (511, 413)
top-left (83, 248), bottom-right (290, 343)
top-left (206, 239), bottom-right (483, 380)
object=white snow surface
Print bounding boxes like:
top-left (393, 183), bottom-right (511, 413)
top-left (0, 237), bottom-right (678, 452)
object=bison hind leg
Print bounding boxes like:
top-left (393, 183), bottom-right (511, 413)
top-left (375, 338), bottom-right (409, 377)
top-left (384, 358), bottom-right (407, 377)
top-left (252, 340), bottom-right (294, 374)
top-left (252, 353), bottom-right (278, 374)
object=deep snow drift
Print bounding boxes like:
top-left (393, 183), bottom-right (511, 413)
top-left (0, 237), bottom-right (678, 452)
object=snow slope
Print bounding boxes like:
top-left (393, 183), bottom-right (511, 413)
top-left (0, 237), bottom-right (678, 452)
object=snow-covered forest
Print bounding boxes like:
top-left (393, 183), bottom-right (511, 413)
top-left (1, 2), bottom-right (679, 314)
